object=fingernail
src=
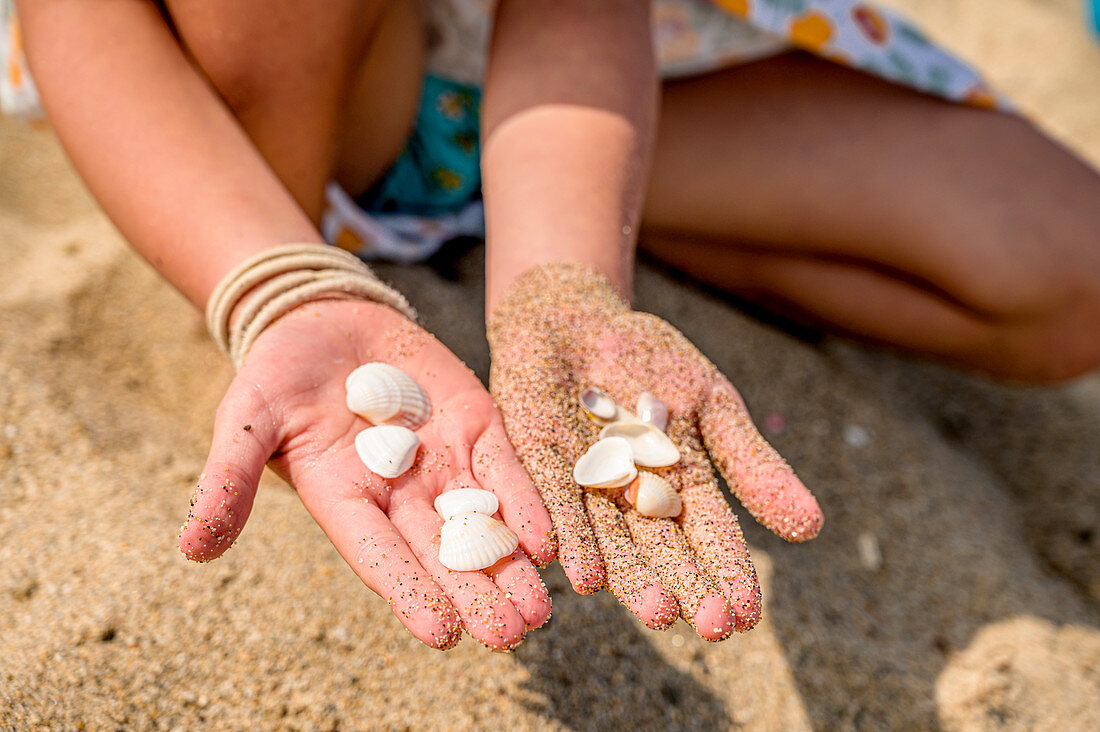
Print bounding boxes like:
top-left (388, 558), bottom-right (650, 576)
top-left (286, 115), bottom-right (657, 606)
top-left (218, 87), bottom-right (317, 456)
top-left (693, 594), bottom-right (736, 641)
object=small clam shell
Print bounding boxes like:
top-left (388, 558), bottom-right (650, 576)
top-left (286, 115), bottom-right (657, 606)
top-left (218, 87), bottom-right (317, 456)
top-left (438, 512), bottom-right (519, 571)
top-left (578, 386), bottom-right (617, 422)
top-left (434, 488), bottom-right (499, 521)
top-left (635, 392), bottom-right (669, 432)
top-left (599, 421), bottom-right (680, 468)
top-left (346, 362), bottom-right (432, 430)
top-left (572, 436), bottom-right (638, 489)
top-left (625, 471), bottom-right (682, 518)
top-left (354, 425), bottom-right (420, 478)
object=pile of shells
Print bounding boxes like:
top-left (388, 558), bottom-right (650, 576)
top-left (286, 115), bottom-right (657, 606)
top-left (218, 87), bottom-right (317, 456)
top-left (347, 362), bottom-right (431, 479)
top-left (435, 488), bottom-right (518, 571)
top-left (345, 364), bottom-right (517, 573)
top-left (573, 387), bottom-right (682, 519)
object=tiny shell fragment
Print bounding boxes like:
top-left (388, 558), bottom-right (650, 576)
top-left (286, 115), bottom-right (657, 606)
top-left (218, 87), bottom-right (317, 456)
top-left (857, 531), bottom-right (883, 571)
top-left (578, 386), bottom-right (618, 422)
top-left (635, 392), bottom-right (669, 431)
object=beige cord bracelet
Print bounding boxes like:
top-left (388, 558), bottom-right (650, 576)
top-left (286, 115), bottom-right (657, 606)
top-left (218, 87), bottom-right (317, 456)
top-left (205, 243), bottom-right (417, 369)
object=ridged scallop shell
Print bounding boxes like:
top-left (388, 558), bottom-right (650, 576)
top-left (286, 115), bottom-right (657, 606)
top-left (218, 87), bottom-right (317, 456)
top-left (578, 386), bottom-right (617, 422)
top-left (434, 488), bottom-right (499, 521)
top-left (635, 392), bottom-right (669, 432)
top-left (354, 425), bottom-right (420, 478)
top-left (438, 512), bottom-right (519, 571)
top-left (572, 436), bottom-right (638, 489)
top-left (599, 421), bottom-right (680, 468)
top-left (625, 471), bottom-right (682, 518)
top-left (345, 363), bottom-right (431, 430)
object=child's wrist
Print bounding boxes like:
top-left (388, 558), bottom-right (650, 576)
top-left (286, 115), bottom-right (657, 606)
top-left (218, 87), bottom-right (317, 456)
top-left (485, 245), bottom-right (635, 319)
top-left (487, 261), bottom-right (633, 349)
top-left (206, 243), bottom-right (416, 369)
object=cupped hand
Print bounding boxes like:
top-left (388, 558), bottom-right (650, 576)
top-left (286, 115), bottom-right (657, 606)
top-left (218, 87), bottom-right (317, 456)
top-left (488, 263), bottom-right (823, 640)
top-left (179, 299), bottom-right (555, 651)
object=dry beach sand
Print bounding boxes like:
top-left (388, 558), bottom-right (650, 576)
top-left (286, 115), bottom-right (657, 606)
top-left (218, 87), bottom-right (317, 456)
top-left (1, 0), bottom-right (1098, 728)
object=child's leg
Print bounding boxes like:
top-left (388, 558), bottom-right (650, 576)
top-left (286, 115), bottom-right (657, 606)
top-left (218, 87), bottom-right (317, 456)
top-left (643, 53), bottom-right (1100, 382)
top-left (161, 0), bottom-right (423, 221)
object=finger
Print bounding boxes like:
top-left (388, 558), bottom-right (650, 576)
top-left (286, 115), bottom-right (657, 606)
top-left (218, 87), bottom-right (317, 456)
top-left (390, 497), bottom-right (529, 651)
top-left (699, 377), bottom-right (824, 542)
top-left (471, 422), bottom-right (556, 566)
top-left (305, 494), bottom-right (463, 650)
top-left (526, 451), bottom-right (604, 596)
top-left (583, 491), bottom-right (679, 630)
top-left (622, 508), bottom-right (737, 642)
top-left (679, 482), bottom-right (762, 631)
top-left (483, 548), bottom-right (553, 630)
top-left (179, 380), bottom-right (279, 562)
top-left (490, 363), bottom-right (605, 594)
top-left (662, 424), bottom-right (762, 631)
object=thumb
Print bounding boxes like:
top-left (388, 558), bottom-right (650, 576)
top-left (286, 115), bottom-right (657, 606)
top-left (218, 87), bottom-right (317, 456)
top-left (179, 381), bottom-right (279, 562)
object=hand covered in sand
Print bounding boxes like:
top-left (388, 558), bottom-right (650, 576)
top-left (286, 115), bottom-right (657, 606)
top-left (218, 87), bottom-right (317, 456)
top-left (179, 299), bottom-right (555, 651)
top-left (488, 264), bottom-right (823, 640)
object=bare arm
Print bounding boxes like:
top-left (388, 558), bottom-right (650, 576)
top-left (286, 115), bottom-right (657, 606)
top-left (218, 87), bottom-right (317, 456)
top-left (16, 0), bottom-right (320, 308)
top-left (19, 1), bottom-right (560, 651)
top-left (482, 0), bottom-right (657, 314)
top-left (484, 4), bottom-right (823, 637)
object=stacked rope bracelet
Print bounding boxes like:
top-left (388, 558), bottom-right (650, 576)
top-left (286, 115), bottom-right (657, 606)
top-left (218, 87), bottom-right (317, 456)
top-left (205, 243), bottom-right (417, 369)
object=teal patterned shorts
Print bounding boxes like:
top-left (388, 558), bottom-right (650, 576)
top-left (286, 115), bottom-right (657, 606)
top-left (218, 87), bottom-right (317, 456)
top-left (360, 75), bottom-right (482, 218)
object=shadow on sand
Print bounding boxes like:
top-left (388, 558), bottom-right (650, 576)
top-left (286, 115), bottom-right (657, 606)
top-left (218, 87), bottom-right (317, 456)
top-left (515, 566), bottom-right (732, 730)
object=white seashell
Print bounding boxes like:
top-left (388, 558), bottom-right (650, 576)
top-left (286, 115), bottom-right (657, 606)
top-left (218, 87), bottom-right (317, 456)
top-left (355, 425), bottom-right (420, 478)
top-left (578, 386), bottom-right (618, 422)
top-left (434, 488), bottom-right (499, 521)
top-left (438, 512), bottom-right (519, 571)
top-left (635, 392), bottom-right (669, 432)
top-left (345, 362), bottom-right (432, 430)
top-left (625, 471), bottom-right (682, 518)
top-left (599, 421), bottom-right (681, 468)
top-left (572, 437), bottom-right (638, 489)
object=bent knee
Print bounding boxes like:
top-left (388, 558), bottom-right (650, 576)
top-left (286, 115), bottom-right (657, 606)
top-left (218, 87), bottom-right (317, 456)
top-left (167, 1), bottom-right (391, 115)
top-left (985, 282), bottom-right (1100, 383)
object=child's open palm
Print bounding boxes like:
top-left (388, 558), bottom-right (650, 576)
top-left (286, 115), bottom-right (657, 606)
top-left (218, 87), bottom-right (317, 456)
top-left (179, 299), bottom-right (554, 651)
top-left (489, 264), bottom-right (823, 640)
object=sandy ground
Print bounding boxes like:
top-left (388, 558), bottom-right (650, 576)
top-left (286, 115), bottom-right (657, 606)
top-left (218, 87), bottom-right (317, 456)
top-left (1, 1), bottom-right (1098, 729)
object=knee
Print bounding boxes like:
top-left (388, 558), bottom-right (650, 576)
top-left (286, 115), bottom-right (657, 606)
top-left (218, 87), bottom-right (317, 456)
top-left (191, 46), bottom-right (280, 117)
top-left (949, 220), bottom-right (1100, 382)
top-left (170, 2), bottom-right (390, 116)
top-left (186, 37), bottom-right (345, 118)
top-left (990, 274), bottom-right (1100, 383)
